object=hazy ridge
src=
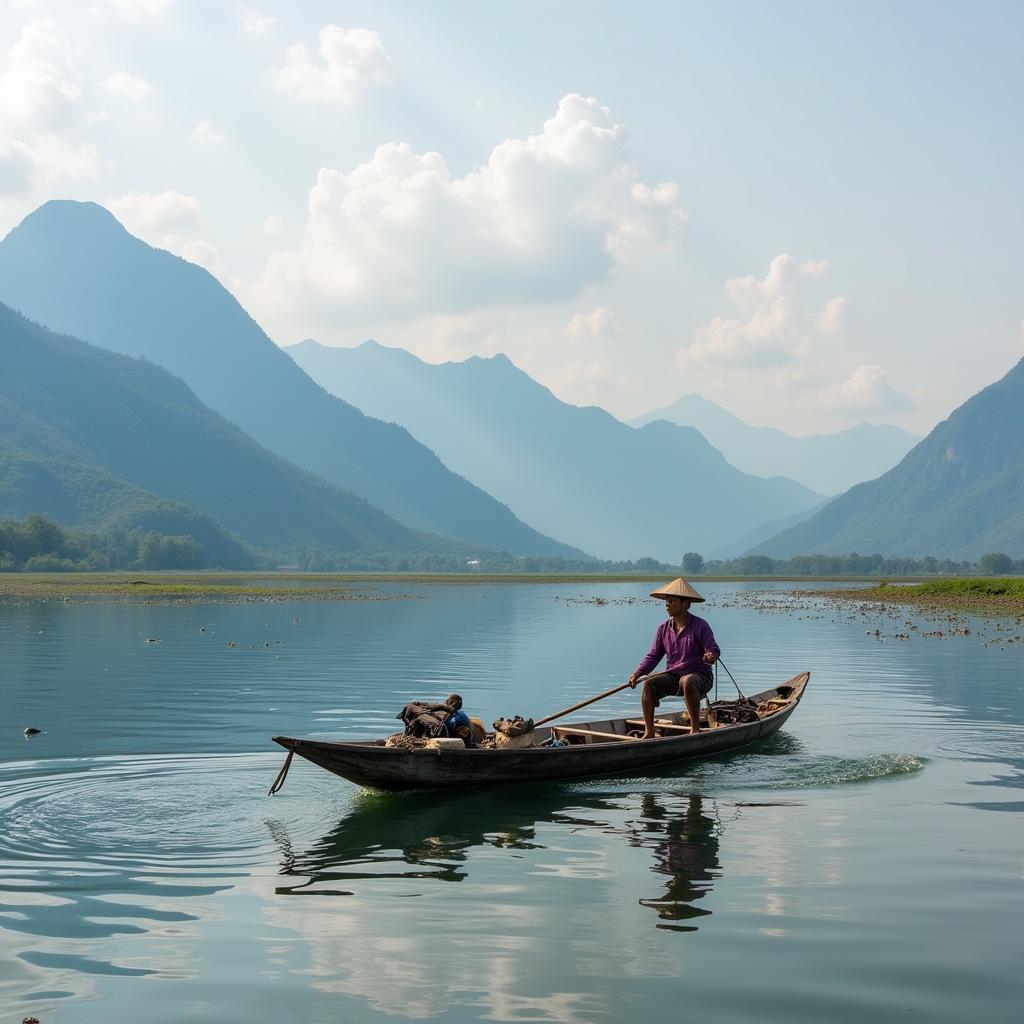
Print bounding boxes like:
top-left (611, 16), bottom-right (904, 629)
top-left (630, 393), bottom-right (919, 495)
top-left (288, 339), bottom-right (825, 562)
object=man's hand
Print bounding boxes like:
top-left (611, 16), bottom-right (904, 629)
top-left (627, 672), bottom-right (640, 688)
top-left (703, 651), bottom-right (717, 666)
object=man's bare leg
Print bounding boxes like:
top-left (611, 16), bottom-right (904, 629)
top-left (682, 675), bottom-right (702, 734)
top-left (641, 681), bottom-right (658, 739)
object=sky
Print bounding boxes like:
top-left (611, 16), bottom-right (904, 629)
top-left (1, 0), bottom-right (1022, 437)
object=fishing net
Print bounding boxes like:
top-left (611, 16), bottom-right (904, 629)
top-left (707, 698), bottom-right (761, 724)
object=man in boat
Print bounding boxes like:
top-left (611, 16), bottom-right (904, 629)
top-left (628, 578), bottom-right (720, 738)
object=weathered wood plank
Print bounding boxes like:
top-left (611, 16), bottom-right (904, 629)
top-left (553, 726), bottom-right (636, 742)
top-left (625, 719), bottom-right (698, 733)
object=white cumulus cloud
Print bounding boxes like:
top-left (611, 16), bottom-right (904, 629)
top-left (2, 17), bottom-right (82, 130)
top-left (679, 254), bottom-right (843, 369)
top-left (817, 295), bottom-right (848, 336)
top-left (0, 17), bottom-right (98, 195)
top-left (676, 253), bottom-right (913, 425)
top-left (270, 24), bottom-right (391, 105)
top-left (246, 94), bottom-right (684, 331)
top-left (816, 364), bottom-right (914, 415)
top-left (724, 254), bottom-right (819, 312)
top-left (108, 188), bottom-right (198, 232)
top-left (564, 307), bottom-right (616, 338)
top-left (106, 189), bottom-right (222, 274)
top-left (104, 70), bottom-right (152, 100)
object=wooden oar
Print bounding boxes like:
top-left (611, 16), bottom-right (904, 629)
top-left (534, 679), bottom-right (642, 728)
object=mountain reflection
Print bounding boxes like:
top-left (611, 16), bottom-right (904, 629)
top-left (627, 794), bottom-right (720, 931)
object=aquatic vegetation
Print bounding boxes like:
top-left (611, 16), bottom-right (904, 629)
top-left (852, 578), bottom-right (1024, 613)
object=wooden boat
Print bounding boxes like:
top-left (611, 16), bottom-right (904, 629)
top-left (272, 671), bottom-right (809, 792)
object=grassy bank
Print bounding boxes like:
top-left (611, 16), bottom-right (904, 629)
top-left (0, 571), bottom-right (676, 602)
top-left (0, 572), bottom-right (347, 602)
top-left (0, 571), bottom-right (899, 602)
top-left (829, 578), bottom-right (1024, 614)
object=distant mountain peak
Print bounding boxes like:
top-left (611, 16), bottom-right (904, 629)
top-left (630, 392), bottom-right (919, 495)
top-left (8, 199), bottom-right (212, 291)
top-left (20, 199), bottom-right (128, 238)
top-left (676, 391), bottom-right (725, 408)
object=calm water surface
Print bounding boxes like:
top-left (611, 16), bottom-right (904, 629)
top-left (1, 581), bottom-right (1022, 1023)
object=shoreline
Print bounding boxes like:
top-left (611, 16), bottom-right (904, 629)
top-left (0, 572), bottom-right (1021, 611)
top-left (0, 570), bottom-right (872, 603)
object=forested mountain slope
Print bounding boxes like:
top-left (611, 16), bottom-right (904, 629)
top-left (753, 357), bottom-right (1024, 558)
top-left (0, 201), bottom-right (583, 559)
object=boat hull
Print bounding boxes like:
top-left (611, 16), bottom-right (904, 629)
top-left (273, 672), bottom-right (808, 791)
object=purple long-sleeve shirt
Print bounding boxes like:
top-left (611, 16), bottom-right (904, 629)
top-left (634, 613), bottom-right (721, 678)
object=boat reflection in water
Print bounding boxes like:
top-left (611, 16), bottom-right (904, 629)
top-left (268, 787), bottom-right (624, 892)
top-left (627, 793), bottom-right (720, 931)
top-left (268, 786), bottom-right (721, 933)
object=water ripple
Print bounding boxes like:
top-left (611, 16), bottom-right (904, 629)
top-left (0, 753), bottom-right (291, 873)
top-left (694, 750), bottom-right (927, 791)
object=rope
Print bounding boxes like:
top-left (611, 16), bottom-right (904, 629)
top-left (716, 658), bottom-right (748, 703)
top-left (268, 750), bottom-right (294, 796)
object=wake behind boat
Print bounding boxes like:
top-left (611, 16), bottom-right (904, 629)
top-left (271, 671), bottom-right (809, 792)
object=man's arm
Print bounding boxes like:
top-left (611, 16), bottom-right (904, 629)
top-left (629, 625), bottom-right (665, 686)
top-left (700, 620), bottom-right (721, 665)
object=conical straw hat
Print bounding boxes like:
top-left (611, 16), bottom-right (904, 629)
top-left (649, 577), bottom-right (705, 602)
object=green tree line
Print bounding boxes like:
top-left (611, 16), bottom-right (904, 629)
top-left (1, 514), bottom-right (210, 571)
top-left (2, 514), bottom-right (1021, 576)
top-left (682, 551), bottom-right (1023, 576)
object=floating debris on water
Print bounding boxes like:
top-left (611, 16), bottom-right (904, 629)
top-left (712, 588), bottom-right (1023, 652)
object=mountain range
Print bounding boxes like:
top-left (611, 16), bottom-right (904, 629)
top-left (752, 356), bottom-right (1024, 559)
top-left (287, 339), bottom-right (825, 562)
top-left (3, 198), bottom-right (1019, 564)
top-left (630, 393), bottom-right (919, 495)
top-left (0, 303), bottom-right (483, 564)
top-left (0, 201), bottom-right (582, 560)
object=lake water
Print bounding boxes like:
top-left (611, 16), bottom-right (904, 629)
top-left (1, 581), bottom-right (1022, 1023)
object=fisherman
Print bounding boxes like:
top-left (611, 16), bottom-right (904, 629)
top-left (628, 578), bottom-right (720, 738)
top-left (397, 693), bottom-right (477, 747)
top-left (438, 693), bottom-right (476, 747)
